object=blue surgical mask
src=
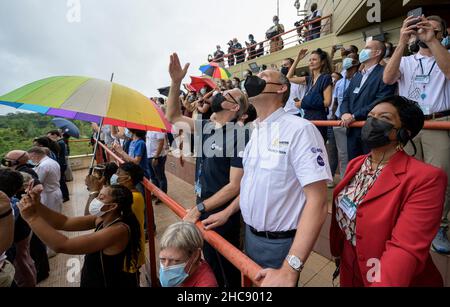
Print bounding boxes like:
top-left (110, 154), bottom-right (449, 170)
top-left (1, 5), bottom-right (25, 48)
top-left (110, 174), bottom-right (119, 185)
top-left (28, 160), bottom-right (36, 167)
top-left (359, 49), bottom-right (372, 63)
top-left (159, 262), bottom-right (189, 287)
top-left (342, 58), bottom-right (355, 70)
top-left (442, 36), bottom-right (449, 47)
top-left (124, 129), bottom-right (133, 139)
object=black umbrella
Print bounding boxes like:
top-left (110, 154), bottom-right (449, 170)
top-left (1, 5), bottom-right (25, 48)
top-left (157, 86), bottom-right (185, 97)
top-left (51, 118), bottom-right (80, 138)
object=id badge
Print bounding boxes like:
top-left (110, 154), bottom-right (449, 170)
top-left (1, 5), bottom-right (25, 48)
top-left (353, 87), bottom-right (361, 94)
top-left (415, 75), bottom-right (430, 84)
top-left (339, 196), bottom-right (357, 220)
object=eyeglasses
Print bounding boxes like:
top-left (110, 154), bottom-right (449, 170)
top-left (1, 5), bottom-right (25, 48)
top-left (225, 93), bottom-right (240, 105)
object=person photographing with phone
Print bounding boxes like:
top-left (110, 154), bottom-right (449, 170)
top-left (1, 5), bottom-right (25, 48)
top-left (384, 12), bottom-right (450, 254)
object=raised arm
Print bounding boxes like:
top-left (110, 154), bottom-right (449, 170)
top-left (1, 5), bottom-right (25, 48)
top-left (287, 49), bottom-right (309, 84)
top-left (166, 53), bottom-right (195, 131)
top-left (19, 194), bottom-right (127, 255)
top-left (384, 16), bottom-right (418, 85)
top-left (22, 191), bottom-right (96, 232)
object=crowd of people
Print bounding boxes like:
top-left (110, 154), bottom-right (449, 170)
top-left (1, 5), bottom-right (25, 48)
top-left (209, 3), bottom-right (325, 68)
top-left (1, 12), bottom-right (450, 288)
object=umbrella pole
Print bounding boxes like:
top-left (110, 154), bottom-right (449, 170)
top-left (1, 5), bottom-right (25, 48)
top-left (89, 118), bottom-right (104, 175)
top-left (89, 73), bottom-right (114, 175)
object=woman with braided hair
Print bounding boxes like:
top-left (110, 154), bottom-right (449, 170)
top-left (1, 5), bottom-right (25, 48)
top-left (18, 184), bottom-right (141, 287)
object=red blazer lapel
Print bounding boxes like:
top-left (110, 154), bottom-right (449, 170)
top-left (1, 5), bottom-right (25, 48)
top-left (333, 155), bottom-right (367, 199)
top-left (360, 151), bottom-right (409, 205)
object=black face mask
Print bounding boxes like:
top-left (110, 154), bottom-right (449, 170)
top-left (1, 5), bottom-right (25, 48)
top-left (244, 76), bottom-right (282, 98)
top-left (361, 117), bottom-right (395, 149)
top-left (211, 93), bottom-right (226, 113)
top-left (418, 41), bottom-right (429, 49)
top-left (409, 41), bottom-right (420, 54)
top-left (281, 67), bottom-right (290, 76)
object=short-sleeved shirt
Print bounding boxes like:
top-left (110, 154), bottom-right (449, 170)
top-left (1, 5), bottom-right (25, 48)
top-left (398, 52), bottom-right (450, 114)
top-left (333, 77), bottom-right (352, 118)
top-left (240, 108), bottom-right (332, 232)
top-left (301, 74), bottom-right (332, 118)
top-left (128, 139), bottom-right (150, 179)
top-left (146, 131), bottom-right (167, 158)
top-left (181, 261), bottom-right (218, 287)
top-left (284, 83), bottom-right (307, 115)
top-left (194, 120), bottom-right (250, 202)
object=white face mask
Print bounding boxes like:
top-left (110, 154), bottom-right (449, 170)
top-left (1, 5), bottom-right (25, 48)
top-left (89, 198), bottom-right (107, 217)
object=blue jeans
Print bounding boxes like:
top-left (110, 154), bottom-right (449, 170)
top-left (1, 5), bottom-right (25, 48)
top-left (148, 156), bottom-right (168, 194)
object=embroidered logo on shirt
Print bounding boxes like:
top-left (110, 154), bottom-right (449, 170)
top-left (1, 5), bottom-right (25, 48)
top-left (311, 147), bottom-right (324, 154)
top-left (317, 155), bottom-right (325, 167)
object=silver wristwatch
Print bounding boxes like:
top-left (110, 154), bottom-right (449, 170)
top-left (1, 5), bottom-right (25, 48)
top-left (286, 255), bottom-right (304, 272)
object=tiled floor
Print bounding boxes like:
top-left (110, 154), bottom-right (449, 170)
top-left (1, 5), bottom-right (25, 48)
top-left (38, 169), bottom-right (335, 287)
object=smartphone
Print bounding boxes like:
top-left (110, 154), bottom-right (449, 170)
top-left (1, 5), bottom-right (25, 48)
top-left (407, 7), bottom-right (423, 28)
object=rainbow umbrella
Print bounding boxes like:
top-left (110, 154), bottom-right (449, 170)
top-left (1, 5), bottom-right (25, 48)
top-left (199, 62), bottom-right (232, 80)
top-left (0, 76), bottom-right (171, 132)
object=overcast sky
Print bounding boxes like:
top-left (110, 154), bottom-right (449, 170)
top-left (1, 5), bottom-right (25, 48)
top-left (0, 0), bottom-right (306, 115)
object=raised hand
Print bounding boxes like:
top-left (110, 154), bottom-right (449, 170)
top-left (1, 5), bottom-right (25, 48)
top-left (169, 53), bottom-right (190, 84)
top-left (416, 17), bottom-right (439, 44)
top-left (18, 194), bottom-right (38, 222)
top-left (297, 48), bottom-right (309, 61)
top-left (399, 16), bottom-right (419, 45)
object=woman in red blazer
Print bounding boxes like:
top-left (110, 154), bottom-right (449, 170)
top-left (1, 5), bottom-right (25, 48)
top-left (330, 96), bottom-right (447, 287)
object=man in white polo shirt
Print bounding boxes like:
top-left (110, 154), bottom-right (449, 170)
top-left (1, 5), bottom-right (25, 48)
top-left (281, 58), bottom-right (306, 117)
top-left (242, 70), bottom-right (331, 286)
top-left (384, 15), bottom-right (450, 254)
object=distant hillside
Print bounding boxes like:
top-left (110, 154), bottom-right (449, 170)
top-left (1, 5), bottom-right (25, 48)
top-left (0, 112), bottom-right (93, 157)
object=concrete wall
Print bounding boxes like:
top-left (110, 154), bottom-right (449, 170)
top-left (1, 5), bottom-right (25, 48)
top-left (68, 154), bottom-right (94, 171)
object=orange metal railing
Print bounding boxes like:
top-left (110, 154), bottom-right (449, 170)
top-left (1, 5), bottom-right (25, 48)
top-left (96, 141), bottom-right (263, 287)
top-left (211, 14), bottom-right (332, 69)
top-left (311, 120), bottom-right (450, 130)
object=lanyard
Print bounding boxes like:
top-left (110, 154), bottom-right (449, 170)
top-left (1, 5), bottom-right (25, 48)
top-left (419, 59), bottom-right (436, 77)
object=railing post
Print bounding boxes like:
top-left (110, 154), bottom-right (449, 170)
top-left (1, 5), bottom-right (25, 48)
top-left (145, 188), bottom-right (158, 287)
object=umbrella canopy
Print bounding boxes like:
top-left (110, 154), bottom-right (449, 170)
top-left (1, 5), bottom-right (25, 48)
top-left (157, 86), bottom-right (186, 97)
top-left (157, 86), bottom-right (170, 97)
top-left (199, 62), bottom-right (232, 80)
top-left (51, 117), bottom-right (80, 138)
top-left (189, 76), bottom-right (218, 93)
top-left (0, 76), bottom-right (171, 132)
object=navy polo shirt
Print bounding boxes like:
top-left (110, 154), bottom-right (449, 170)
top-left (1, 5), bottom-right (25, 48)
top-left (194, 120), bottom-right (250, 204)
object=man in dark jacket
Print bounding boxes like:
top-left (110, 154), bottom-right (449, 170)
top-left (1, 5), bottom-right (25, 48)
top-left (340, 39), bottom-right (397, 161)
